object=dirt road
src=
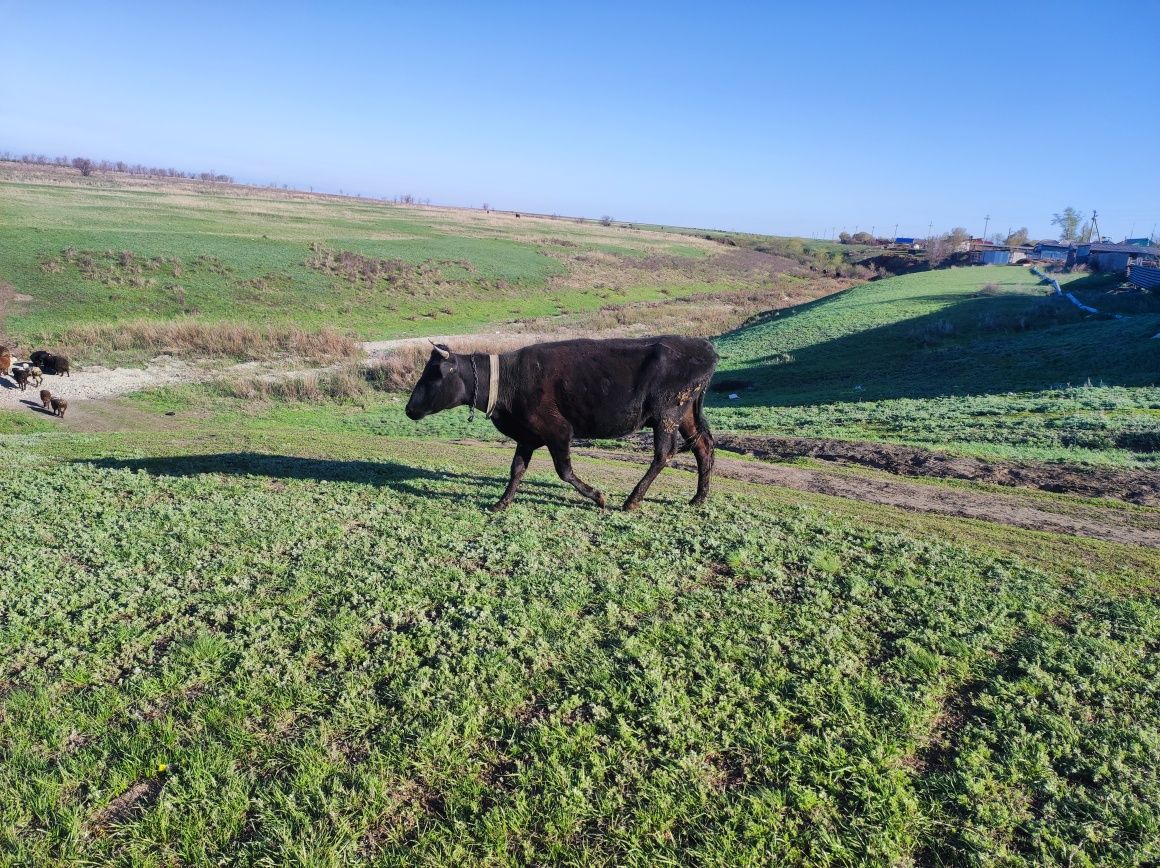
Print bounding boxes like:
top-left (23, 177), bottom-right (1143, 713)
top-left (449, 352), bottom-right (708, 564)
top-left (575, 446), bottom-right (1160, 549)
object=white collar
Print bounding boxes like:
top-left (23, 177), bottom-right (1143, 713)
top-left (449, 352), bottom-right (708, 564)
top-left (486, 353), bottom-right (499, 417)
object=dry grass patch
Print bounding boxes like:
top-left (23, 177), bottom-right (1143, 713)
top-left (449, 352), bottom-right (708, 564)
top-left (46, 321), bottom-right (359, 364)
top-left (221, 365), bottom-right (371, 402)
top-left (365, 335), bottom-right (537, 391)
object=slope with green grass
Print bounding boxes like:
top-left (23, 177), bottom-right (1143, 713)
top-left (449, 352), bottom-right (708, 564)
top-left (709, 266), bottom-right (1160, 467)
top-left (0, 168), bottom-right (839, 351)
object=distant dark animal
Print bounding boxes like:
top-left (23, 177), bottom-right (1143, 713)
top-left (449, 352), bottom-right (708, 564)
top-left (405, 336), bottom-right (717, 510)
top-left (50, 397), bottom-right (68, 418)
top-left (29, 350), bottom-right (69, 376)
top-left (12, 367), bottom-right (30, 390)
top-left (40, 389), bottom-right (52, 409)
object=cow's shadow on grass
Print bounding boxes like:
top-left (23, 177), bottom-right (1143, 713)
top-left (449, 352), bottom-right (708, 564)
top-left (79, 452), bottom-right (593, 510)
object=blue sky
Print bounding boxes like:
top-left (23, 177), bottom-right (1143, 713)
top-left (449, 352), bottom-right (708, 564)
top-left (2, 1), bottom-right (1158, 239)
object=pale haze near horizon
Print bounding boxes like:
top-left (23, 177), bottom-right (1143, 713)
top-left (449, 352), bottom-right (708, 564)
top-left (2, 0), bottom-right (1158, 241)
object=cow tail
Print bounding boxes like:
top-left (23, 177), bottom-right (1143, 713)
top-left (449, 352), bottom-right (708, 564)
top-left (681, 383), bottom-right (713, 452)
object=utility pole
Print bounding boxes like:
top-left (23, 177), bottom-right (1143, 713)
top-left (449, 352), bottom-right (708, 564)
top-left (982, 214), bottom-right (991, 242)
top-left (893, 223), bottom-right (898, 241)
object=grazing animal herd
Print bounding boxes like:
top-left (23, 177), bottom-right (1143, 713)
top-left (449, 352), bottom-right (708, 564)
top-left (1, 346), bottom-right (71, 418)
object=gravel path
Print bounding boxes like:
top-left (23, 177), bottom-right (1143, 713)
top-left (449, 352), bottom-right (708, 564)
top-left (0, 356), bottom-right (216, 410)
top-left (0, 329), bottom-right (523, 411)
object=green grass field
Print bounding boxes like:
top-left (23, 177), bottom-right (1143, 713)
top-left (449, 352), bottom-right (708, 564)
top-left (4, 170), bottom-right (1160, 864)
top-left (0, 168), bottom-right (825, 348)
top-left (3, 414), bottom-right (1159, 865)
top-left (709, 266), bottom-right (1160, 467)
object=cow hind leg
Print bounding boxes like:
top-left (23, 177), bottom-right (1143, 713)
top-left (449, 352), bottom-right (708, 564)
top-left (547, 440), bottom-right (606, 508)
top-left (680, 398), bottom-right (714, 506)
top-left (492, 441), bottom-right (537, 511)
top-left (624, 419), bottom-right (681, 511)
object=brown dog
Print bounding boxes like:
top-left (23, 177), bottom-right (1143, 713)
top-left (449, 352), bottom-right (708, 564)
top-left (50, 397), bottom-right (68, 418)
top-left (40, 389), bottom-right (52, 409)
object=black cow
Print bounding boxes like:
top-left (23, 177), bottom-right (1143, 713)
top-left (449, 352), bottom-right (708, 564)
top-left (405, 336), bottom-right (717, 510)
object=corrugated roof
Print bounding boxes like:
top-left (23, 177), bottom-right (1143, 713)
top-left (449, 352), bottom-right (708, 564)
top-left (1088, 243), bottom-right (1160, 255)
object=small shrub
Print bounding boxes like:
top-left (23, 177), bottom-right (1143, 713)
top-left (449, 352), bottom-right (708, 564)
top-left (1115, 428), bottom-right (1160, 453)
top-left (906, 319), bottom-right (955, 347)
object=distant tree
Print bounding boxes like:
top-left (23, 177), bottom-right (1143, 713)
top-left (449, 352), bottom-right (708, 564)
top-left (926, 233), bottom-right (953, 266)
top-left (947, 227), bottom-right (970, 251)
top-left (482, 203), bottom-right (490, 212)
top-left (601, 215), bottom-right (613, 226)
top-left (1005, 227), bottom-right (1030, 246)
top-left (71, 157), bottom-right (94, 177)
top-left (838, 231), bottom-right (851, 244)
top-left (1051, 207), bottom-right (1082, 241)
top-left (851, 231), bottom-right (874, 244)
top-left (988, 232), bottom-right (1005, 245)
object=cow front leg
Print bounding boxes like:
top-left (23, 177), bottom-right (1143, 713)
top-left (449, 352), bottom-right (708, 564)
top-left (546, 440), bottom-right (605, 508)
top-left (624, 421), bottom-right (680, 511)
top-left (492, 442), bottom-right (537, 511)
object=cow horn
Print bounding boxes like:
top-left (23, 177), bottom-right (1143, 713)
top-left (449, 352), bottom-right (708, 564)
top-left (428, 339), bottom-right (451, 359)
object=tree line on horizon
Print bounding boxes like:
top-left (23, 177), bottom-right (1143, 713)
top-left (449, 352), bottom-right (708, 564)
top-left (0, 151), bottom-right (234, 184)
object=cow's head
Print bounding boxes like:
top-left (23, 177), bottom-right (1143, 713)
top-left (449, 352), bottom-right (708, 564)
top-left (405, 343), bottom-right (468, 420)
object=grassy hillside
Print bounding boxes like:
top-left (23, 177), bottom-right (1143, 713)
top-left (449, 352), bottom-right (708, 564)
top-left (710, 267), bottom-right (1160, 466)
top-left (3, 410), bottom-right (1159, 865)
top-left (0, 165), bottom-right (847, 356)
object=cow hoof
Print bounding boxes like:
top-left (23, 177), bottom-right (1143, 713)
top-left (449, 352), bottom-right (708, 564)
top-left (594, 491), bottom-right (607, 509)
top-left (689, 493), bottom-right (709, 506)
top-left (489, 500), bottom-right (511, 512)
top-left (623, 498), bottom-right (640, 512)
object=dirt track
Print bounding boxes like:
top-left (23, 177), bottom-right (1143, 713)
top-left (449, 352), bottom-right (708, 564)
top-left (715, 434), bottom-right (1160, 507)
top-left (573, 447), bottom-right (1160, 550)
